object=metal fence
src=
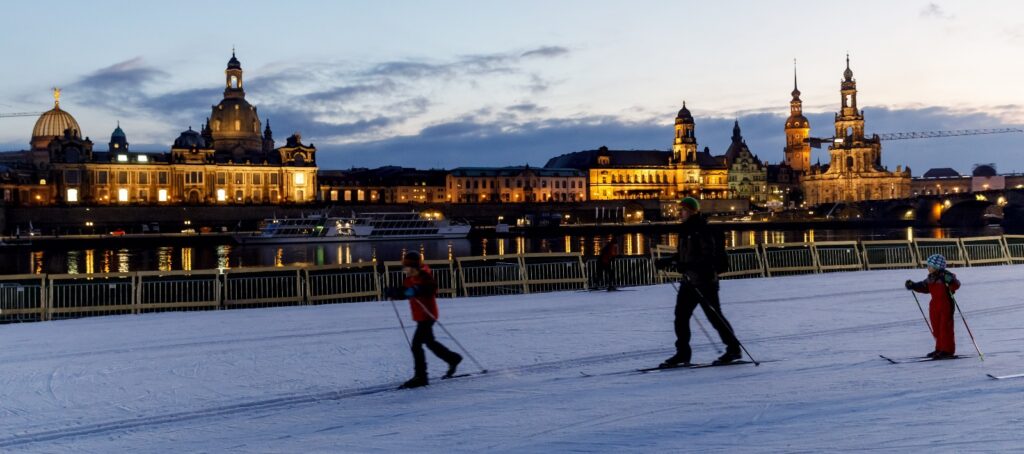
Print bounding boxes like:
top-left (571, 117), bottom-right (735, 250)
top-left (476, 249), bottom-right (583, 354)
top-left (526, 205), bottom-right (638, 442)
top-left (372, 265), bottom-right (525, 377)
top-left (0, 274), bottom-right (46, 323)
top-left (2, 234), bottom-right (1021, 325)
top-left (1006, 235), bottom-right (1024, 264)
top-left (862, 240), bottom-right (918, 270)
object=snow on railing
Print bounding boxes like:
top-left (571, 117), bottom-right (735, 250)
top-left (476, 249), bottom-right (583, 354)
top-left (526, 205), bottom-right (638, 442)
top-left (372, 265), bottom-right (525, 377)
top-left (1, 235), bottom-right (1020, 324)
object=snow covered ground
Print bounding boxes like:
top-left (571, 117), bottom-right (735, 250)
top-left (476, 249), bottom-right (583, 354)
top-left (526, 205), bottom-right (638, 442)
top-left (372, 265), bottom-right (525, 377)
top-left (2, 266), bottom-right (1023, 453)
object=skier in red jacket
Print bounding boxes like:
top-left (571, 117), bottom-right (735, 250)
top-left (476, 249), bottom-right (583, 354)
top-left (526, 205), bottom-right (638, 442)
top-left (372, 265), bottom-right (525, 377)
top-left (387, 251), bottom-right (462, 389)
top-left (905, 254), bottom-right (960, 359)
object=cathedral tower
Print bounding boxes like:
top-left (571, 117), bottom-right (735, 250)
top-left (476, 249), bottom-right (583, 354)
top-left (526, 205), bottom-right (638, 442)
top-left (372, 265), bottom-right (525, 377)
top-left (672, 101), bottom-right (697, 163)
top-left (784, 62), bottom-right (811, 172)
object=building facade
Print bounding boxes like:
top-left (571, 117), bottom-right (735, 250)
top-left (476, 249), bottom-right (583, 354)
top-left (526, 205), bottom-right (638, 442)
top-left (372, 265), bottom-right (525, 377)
top-left (318, 167), bottom-right (447, 204)
top-left (801, 57), bottom-right (911, 205)
top-left (723, 121), bottom-right (768, 204)
top-left (2, 53), bottom-right (317, 206)
top-left (544, 104), bottom-right (743, 203)
top-left (447, 166), bottom-right (586, 203)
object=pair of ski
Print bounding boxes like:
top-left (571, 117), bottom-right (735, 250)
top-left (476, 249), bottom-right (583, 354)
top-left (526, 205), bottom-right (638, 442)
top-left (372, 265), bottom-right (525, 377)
top-left (636, 359), bottom-right (758, 373)
top-left (880, 354), bottom-right (1024, 380)
top-left (878, 354), bottom-right (973, 365)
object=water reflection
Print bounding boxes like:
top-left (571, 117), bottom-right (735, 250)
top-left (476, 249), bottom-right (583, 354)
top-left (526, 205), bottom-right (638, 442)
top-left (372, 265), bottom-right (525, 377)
top-left (6, 224), bottom-right (1005, 275)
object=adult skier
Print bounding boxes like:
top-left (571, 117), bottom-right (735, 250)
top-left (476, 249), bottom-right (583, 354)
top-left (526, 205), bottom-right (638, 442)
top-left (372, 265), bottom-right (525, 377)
top-left (905, 254), bottom-right (960, 359)
top-left (658, 197), bottom-right (742, 367)
top-left (387, 251), bottom-right (462, 389)
top-left (596, 237), bottom-right (619, 291)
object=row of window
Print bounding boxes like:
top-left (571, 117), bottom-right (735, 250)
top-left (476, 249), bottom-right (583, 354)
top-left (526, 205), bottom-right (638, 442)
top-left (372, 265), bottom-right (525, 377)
top-left (83, 170), bottom-right (309, 187)
top-left (450, 178), bottom-right (584, 190)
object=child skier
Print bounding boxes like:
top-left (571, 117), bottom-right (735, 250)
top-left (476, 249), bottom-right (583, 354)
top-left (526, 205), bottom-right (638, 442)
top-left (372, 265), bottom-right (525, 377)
top-left (905, 254), bottom-right (960, 359)
top-left (387, 251), bottom-right (462, 389)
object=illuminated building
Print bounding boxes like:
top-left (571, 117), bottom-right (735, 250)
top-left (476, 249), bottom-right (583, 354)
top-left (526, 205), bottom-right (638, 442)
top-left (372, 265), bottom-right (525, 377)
top-left (447, 166), bottom-right (586, 203)
top-left (3, 52), bottom-right (317, 206)
top-left (801, 56), bottom-right (911, 204)
top-left (545, 103), bottom-right (744, 202)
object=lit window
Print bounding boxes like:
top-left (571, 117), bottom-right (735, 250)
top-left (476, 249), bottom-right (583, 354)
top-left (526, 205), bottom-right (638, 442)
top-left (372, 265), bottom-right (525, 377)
top-left (66, 188), bottom-right (78, 202)
top-left (138, 155), bottom-right (148, 163)
top-left (118, 188), bottom-right (129, 202)
top-left (217, 189), bottom-right (227, 202)
top-left (158, 189), bottom-right (168, 202)
top-left (117, 154), bottom-right (128, 162)
top-left (294, 173), bottom-right (306, 185)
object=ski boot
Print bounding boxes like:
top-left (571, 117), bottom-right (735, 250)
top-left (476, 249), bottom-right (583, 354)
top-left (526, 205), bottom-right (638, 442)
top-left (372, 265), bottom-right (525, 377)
top-left (712, 350), bottom-right (742, 366)
top-left (659, 353), bottom-right (691, 369)
top-left (932, 351), bottom-right (956, 360)
top-left (398, 375), bottom-right (429, 389)
top-left (443, 355), bottom-right (463, 379)
top-left (925, 350), bottom-right (938, 359)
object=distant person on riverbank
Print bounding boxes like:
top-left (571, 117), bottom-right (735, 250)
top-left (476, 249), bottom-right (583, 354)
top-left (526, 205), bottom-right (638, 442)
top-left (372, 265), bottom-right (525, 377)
top-left (386, 251), bottom-right (462, 389)
top-left (905, 254), bottom-right (960, 359)
top-left (597, 237), bottom-right (618, 291)
top-left (657, 197), bottom-right (741, 367)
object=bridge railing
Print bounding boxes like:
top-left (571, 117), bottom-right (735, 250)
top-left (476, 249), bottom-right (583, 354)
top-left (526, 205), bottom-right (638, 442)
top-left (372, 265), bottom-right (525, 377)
top-left (913, 238), bottom-right (967, 268)
top-left (762, 242), bottom-right (818, 276)
top-left (812, 241), bottom-right (863, 272)
top-left (721, 245), bottom-right (765, 279)
top-left (456, 255), bottom-right (527, 297)
top-left (960, 236), bottom-right (1011, 266)
top-left (5, 234), bottom-right (1024, 325)
top-left (223, 266), bottom-right (304, 309)
top-left (861, 240), bottom-right (918, 270)
top-left (587, 255), bottom-right (658, 288)
top-left (1004, 235), bottom-right (1024, 263)
top-left (0, 274), bottom-right (46, 323)
top-left (136, 269), bottom-right (220, 314)
top-left (305, 262), bottom-right (380, 304)
top-left (521, 252), bottom-right (588, 293)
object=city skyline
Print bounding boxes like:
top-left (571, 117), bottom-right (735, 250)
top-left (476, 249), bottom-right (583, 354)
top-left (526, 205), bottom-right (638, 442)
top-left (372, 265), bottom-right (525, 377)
top-left (2, 1), bottom-right (1023, 174)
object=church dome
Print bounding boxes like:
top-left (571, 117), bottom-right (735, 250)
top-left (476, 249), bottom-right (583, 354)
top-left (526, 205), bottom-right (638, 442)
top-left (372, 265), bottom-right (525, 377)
top-left (786, 114), bottom-right (809, 129)
top-left (173, 127), bottom-right (206, 149)
top-left (675, 102), bottom-right (694, 124)
top-left (31, 90), bottom-right (81, 149)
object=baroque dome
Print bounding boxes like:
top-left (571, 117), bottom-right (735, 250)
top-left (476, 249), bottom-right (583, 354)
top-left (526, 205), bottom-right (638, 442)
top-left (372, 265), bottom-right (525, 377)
top-left (31, 90), bottom-right (81, 149)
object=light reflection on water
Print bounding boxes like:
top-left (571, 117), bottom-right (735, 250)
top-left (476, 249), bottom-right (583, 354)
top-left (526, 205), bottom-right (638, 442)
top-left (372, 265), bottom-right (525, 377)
top-left (6, 225), bottom-right (1004, 275)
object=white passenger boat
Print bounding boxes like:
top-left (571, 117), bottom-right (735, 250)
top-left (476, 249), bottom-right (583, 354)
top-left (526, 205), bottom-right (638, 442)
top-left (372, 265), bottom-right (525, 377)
top-left (234, 212), bottom-right (471, 245)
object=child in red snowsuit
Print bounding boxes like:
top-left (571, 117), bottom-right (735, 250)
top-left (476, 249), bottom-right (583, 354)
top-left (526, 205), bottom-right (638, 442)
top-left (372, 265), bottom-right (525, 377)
top-left (387, 251), bottom-right (462, 389)
top-left (905, 254), bottom-right (960, 359)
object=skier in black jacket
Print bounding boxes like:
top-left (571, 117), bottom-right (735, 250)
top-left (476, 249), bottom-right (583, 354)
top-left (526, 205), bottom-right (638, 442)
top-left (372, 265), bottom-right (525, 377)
top-left (659, 197), bottom-right (741, 367)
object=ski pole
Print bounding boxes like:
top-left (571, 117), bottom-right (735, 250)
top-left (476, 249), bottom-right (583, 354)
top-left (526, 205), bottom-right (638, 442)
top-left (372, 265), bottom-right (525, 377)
top-left (671, 281), bottom-right (722, 354)
top-left (411, 297), bottom-right (488, 374)
top-left (948, 289), bottom-right (984, 361)
top-left (389, 299), bottom-right (412, 348)
top-left (908, 290), bottom-right (933, 335)
top-left (690, 284), bottom-right (760, 366)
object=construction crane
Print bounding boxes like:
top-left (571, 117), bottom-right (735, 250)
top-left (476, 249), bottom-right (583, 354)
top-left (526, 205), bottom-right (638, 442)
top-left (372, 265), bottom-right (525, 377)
top-left (0, 112), bottom-right (44, 118)
top-left (806, 127), bottom-right (1024, 148)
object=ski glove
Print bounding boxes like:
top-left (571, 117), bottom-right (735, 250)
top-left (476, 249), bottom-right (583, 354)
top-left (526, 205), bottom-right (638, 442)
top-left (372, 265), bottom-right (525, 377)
top-left (386, 287), bottom-right (410, 300)
top-left (942, 273), bottom-right (955, 284)
top-left (904, 279), bottom-right (914, 290)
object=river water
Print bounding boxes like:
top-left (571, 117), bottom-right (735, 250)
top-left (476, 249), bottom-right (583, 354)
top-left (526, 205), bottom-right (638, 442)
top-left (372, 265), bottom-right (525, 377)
top-left (1, 225), bottom-right (1005, 275)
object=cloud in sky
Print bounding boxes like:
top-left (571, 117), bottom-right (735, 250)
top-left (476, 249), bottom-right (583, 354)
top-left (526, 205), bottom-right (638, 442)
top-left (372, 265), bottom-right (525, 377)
top-left (920, 3), bottom-right (953, 20)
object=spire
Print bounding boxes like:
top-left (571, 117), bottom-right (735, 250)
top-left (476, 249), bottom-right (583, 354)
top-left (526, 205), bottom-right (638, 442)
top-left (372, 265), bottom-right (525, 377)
top-left (843, 53), bottom-right (854, 81)
top-left (52, 87), bottom-right (61, 109)
top-left (732, 119), bottom-right (741, 142)
top-left (263, 118), bottom-right (273, 139)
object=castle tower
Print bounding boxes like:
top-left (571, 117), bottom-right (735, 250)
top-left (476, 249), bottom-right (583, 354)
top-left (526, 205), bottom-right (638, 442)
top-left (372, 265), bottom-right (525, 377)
top-left (672, 101), bottom-right (697, 163)
top-left (784, 61), bottom-right (811, 172)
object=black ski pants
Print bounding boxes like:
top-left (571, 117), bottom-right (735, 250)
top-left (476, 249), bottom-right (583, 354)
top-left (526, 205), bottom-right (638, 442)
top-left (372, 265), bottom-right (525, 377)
top-left (596, 262), bottom-right (615, 288)
top-left (412, 320), bottom-right (460, 377)
top-left (674, 280), bottom-right (740, 362)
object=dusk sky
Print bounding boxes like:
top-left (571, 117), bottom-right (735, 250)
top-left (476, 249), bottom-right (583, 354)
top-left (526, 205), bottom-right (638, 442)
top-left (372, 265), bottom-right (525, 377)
top-left (2, 1), bottom-right (1022, 174)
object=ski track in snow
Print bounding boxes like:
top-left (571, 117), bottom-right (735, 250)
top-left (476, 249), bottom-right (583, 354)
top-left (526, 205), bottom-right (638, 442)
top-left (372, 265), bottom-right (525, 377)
top-left (1, 266), bottom-right (1023, 452)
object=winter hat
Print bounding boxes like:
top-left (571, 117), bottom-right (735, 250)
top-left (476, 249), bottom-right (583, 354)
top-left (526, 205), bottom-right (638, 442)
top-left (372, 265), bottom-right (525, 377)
top-left (926, 254), bottom-right (946, 270)
top-left (680, 197), bottom-right (700, 213)
top-left (402, 251), bottom-right (423, 268)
